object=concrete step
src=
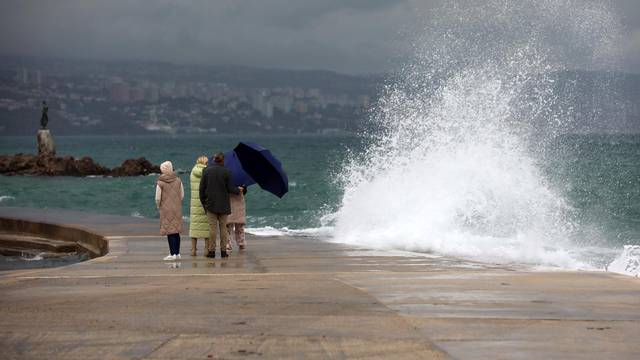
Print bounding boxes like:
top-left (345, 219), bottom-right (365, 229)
top-left (0, 233), bottom-right (78, 253)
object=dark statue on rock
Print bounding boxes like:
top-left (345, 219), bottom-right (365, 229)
top-left (0, 102), bottom-right (162, 176)
top-left (40, 101), bottom-right (48, 129)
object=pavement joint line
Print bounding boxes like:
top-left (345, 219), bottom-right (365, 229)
top-left (143, 334), bottom-right (180, 359)
top-left (423, 318), bottom-right (640, 323)
top-left (11, 270), bottom-right (444, 280)
top-left (105, 235), bottom-right (162, 239)
top-left (387, 316), bottom-right (640, 322)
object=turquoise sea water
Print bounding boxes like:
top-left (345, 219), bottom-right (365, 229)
top-left (1, 134), bottom-right (639, 269)
top-left (0, 135), bottom-right (353, 229)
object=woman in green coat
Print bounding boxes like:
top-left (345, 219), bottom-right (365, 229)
top-left (189, 156), bottom-right (210, 256)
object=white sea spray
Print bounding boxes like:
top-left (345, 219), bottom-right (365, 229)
top-left (608, 245), bottom-right (640, 277)
top-left (331, 0), bottom-right (622, 269)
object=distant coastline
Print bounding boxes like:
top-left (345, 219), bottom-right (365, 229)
top-left (1, 56), bottom-right (638, 137)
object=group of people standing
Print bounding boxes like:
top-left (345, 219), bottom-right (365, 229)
top-left (155, 152), bottom-right (247, 261)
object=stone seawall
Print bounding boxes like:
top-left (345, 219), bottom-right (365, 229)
top-left (0, 216), bottom-right (108, 258)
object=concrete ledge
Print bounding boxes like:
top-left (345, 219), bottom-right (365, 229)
top-left (0, 217), bottom-right (108, 258)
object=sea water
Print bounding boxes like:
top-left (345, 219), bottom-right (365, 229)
top-left (0, 135), bottom-right (349, 230)
top-left (0, 133), bottom-right (638, 274)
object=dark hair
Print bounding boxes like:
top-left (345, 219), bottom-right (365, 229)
top-left (213, 152), bottom-right (224, 164)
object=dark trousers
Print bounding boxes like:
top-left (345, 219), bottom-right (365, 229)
top-left (167, 233), bottom-right (181, 255)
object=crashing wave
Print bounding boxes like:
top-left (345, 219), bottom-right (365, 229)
top-left (608, 245), bottom-right (640, 277)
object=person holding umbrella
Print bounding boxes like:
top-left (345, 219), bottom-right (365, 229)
top-left (199, 152), bottom-right (242, 258)
top-left (220, 141), bottom-right (289, 253)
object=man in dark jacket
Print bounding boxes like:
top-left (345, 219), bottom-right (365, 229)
top-left (199, 152), bottom-right (241, 258)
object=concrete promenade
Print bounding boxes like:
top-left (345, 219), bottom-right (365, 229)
top-left (0, 208), bottom-right (639, 359)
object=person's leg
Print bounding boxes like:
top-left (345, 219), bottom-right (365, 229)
top-left (236, 224), bottom-right (246, 249)
top-left (226, 224), bottom-right (234, 252)
top-left (191, 238), bottom-right (197, 256)
top-left (204, 238), bottom-right (210, 254)
top-left (218, 214), bottom-right (229, 256)
top-left (167, 233), bottom-right (176, 255)
top-left (175, 233), bottom-right (181, 256)
top-left (166, 235), bottom-right (173, 255)
top-left (206, 212), bottom-right (219, 256)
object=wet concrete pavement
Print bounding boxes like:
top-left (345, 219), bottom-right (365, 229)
top-left (0, 207), bottom-right (639, 359)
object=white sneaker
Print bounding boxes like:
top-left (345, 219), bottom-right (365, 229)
top-left (175, 254), bottom-right (182, 259)
top-left (163, 255), bottom-right (176, 261)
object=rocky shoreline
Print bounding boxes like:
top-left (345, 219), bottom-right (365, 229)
top-left (0, 154), bottom-right (160, 177)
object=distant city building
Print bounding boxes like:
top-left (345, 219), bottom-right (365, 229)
top-left (252, 90), bottom-right (273, 117)
top-left (272, 95), bottom-right (293, 113)
top-left (295, 101), bottom-right (308, 114)
top-left (110, 81), bottom-right (130, 103)
top-left (293, 87), bottom-right (305, 98)
top-left (307, 88), bottom-right (321, 98)
top-left (34, 70), bottom-right (42, 88)
top-left (175, 84), bottom-right (187, 98)
top-left (130, 87), bottom-right (145, 102)
top-left (161, 82), bottom-right (175, 98)
top-left (265, 101), bottom-right (274, 118)
top-left (16, 68), bottom-right (28, 84)
top-left (147, 84), bottom-right (160, 103)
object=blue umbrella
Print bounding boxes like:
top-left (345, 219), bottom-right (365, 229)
top-left (225, 142), bottom-right (289, 198)
top-left (222, 150), bottom-right (256, 187)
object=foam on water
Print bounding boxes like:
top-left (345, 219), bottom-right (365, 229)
top-left (22, 253), bottom-right (44, 261)
top-left (329, 1), bottom-right (625, 269)
top-left (0, 195), bottom-right (15, 203)
top-left (608, 246), bottom-right (640, 277)
top-left (247, 226), bottom-right (333, 238)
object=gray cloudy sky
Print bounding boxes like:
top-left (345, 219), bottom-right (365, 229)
top-left (1, 0), bottom-right (640, 74)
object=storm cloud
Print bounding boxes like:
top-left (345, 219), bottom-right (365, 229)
top-left (1, 0), bottom-right (639, 74)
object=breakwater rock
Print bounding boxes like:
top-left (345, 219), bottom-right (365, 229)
top-left (0, 154), bottom-right (160, 177)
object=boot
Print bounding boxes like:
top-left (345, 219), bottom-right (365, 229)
top-left (191, 238), bottom-right (197, 256)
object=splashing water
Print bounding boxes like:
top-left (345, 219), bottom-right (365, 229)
top-left (330, 1), bottom-right (624, 268)
top-left (608, 245), bottom-right (640, 277)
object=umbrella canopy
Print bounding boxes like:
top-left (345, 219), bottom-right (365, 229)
top-left (222, 150), bottom-right (256, 187)
top-left (229, 142), bottom-right (289, 198)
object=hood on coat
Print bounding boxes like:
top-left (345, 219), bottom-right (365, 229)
top-left (158, 172), bottom-right (178, 183)
top-left (191, 163), bottom-right (206, 179)
top-left (160, 161), bottom-right (173, 175)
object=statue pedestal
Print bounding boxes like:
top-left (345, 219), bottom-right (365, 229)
top-left (37, 129), bottom-right (56, 156)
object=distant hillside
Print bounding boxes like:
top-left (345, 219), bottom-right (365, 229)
top-left (0, 55), bottom-right (382, 96)
top-left (0, 55), bottom-right (638, 135)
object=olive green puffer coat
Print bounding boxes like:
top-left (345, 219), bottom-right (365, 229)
top-left (189, 163), bottom-right (210, 238)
